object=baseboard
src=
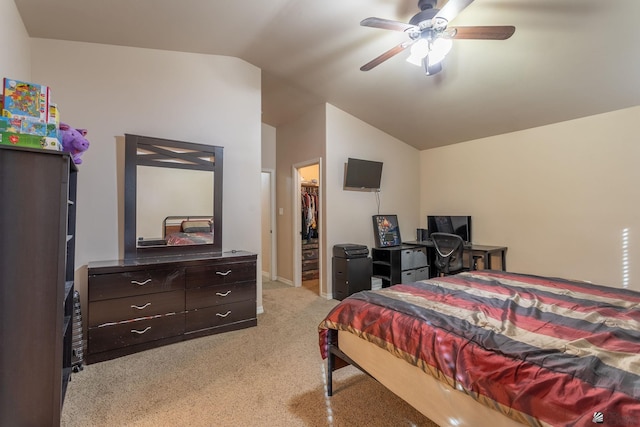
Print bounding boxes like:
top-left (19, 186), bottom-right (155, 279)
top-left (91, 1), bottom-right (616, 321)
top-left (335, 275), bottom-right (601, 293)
top-left (277, 276), bottom-right (294, 286)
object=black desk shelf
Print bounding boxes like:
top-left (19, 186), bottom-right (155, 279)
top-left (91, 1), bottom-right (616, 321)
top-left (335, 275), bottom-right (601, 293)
top-left (403, 240), bottom-right (508, 278)
top-left (371, 245), bottom-right (429, 287)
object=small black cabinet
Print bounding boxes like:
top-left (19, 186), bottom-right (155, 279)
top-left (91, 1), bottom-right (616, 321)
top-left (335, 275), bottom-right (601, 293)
top-left (332, 257), bottom-right (372, 300)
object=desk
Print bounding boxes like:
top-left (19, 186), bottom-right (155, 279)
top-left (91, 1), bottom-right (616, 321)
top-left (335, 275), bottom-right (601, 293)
top-left (404, 240), bottom-right (508, 275)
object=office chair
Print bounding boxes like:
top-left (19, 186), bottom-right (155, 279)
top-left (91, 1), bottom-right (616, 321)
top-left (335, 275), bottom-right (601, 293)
top-left (431, 232), bottom-right (469, 276)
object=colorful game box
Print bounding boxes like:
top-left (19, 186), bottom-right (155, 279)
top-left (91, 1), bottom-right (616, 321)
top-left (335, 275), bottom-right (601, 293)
top-left (0, 131), bottom-right (61, 151)
top-left (20, 117), bottom-right (48, 136)
top-left (0, 116), bottom-right (22, 133)
top-left (48, 103), bottom-right (59, 125)
top-left (2, 78), bottom-right (50, 122)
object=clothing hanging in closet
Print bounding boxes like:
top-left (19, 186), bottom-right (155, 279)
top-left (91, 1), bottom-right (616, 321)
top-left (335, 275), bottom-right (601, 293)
top-left (301, 186), bottom-right (319, 240)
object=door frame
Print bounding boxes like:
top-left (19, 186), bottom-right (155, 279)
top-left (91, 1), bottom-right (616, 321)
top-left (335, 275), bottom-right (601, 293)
top-left (292, 158), bottom-right (322, 288)
top-left (261, 169), bottom-right (277, 281)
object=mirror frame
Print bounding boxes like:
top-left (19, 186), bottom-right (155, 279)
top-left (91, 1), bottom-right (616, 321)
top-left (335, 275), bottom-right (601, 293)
top-left (124, 134), bottom-right (223, 259)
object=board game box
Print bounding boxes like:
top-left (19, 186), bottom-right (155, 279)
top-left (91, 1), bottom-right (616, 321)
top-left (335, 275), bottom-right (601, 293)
top-left (2, 78), bottom-right (50, 122)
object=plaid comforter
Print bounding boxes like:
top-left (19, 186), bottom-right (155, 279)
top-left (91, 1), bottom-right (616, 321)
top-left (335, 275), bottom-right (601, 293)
top-left (318, 271), bottom-right (640, 427)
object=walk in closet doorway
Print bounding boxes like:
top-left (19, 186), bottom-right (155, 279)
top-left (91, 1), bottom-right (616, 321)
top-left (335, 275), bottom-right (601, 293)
top-left (293, 160), bottom-right (322, 295)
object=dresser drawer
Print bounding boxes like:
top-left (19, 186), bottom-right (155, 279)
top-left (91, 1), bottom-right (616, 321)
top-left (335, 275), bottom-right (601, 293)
top-left (88, 289), bottom-right (184, 327)
top-left (302, 259), bottom-right (318, 271)
top-left (185, 261), bottom-right (256, 289)
top-left (186, 300), bottom-right (255, 332)
top-left (302, 241), bottom-right (318, 250)
top-left (89, 268), bottom-right (184, 301)
top-left (88, 313), bottom-right (185, 354)
top-left (302, 270), bottom-right (319, 280)
top-left (302, 248), bottom-right (318, 260)
top-left (186, 282), bottom-right (255, 310)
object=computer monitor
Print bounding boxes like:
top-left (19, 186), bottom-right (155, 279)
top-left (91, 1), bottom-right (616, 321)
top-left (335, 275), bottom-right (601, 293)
top-left (427, 215), bottom-right (472, 243)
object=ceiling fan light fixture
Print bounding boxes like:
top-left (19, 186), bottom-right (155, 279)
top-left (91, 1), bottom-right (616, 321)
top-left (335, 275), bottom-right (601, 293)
top-left (406, 39), bottom-right (430, 66)
top-left (423, 58), bottom-right (443, 75)
top-left (359, 0), bottom-right (516, 73)
top-left (429, 37), bottom-right (453, 65)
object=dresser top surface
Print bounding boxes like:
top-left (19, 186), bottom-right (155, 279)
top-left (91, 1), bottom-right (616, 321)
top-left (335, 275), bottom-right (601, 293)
top-left (88, 250), bottom-right (256, 272)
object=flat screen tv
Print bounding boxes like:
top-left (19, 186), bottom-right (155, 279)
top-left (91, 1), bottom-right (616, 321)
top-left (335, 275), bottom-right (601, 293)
top-left (344, 158), bottom-right (383, 191)
top-left (427, 215), bottom-right (472, 243)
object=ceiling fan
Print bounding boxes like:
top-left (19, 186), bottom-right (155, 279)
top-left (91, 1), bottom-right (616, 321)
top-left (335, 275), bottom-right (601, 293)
top-left (360, 0), bottom-right (515, 75)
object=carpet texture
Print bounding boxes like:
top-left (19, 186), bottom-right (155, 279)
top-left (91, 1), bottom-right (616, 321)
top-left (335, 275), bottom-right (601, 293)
top-left (61, 281), bottom-right (439, 426)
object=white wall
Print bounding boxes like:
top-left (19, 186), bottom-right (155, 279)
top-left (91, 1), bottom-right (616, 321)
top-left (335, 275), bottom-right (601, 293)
top-left (261, 123), bottom-right (276, 170)
top-left (0, 0), bottom-right (31, 79)
top-left (29, 39), bottom-right (263, 309)
top-left (275, 103), bottom-right (420, 297)
top-left (326, 104), bottom-right (420, 246)
top-left (420, 106), bottom-right (640, 290)
top-left (323, 104), bottom-right (420, 297)
top-left (275, 104), bottom-right (326, 285)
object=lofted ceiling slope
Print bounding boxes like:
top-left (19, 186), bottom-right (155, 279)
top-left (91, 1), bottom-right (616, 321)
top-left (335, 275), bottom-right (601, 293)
top-left (13, 0), bottom-right (640, 150)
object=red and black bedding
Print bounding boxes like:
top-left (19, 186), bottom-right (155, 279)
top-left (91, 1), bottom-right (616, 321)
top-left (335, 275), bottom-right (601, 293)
top-left (163, 217), bottom-right (213, 246)
top-left (319, 270), bottom-right (640, 427)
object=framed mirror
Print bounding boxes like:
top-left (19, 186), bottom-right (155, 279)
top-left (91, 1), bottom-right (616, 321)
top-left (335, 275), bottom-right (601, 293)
top-left (124, 134), bottom-right (223, 259)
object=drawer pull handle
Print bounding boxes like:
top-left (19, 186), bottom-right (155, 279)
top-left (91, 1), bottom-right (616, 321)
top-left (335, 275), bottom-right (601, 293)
top-left (131, 279), bottom-right (152, 286)
top-left (216, 270), bottom-right (232, 276)
top-left (216, 291), bottom-right (232, 297)
top-left (216, 311), bottom-right (232, 318)
top-left (131, 303), bottom-right (151, 310)
top-left (131, 327), bottom-right (151, 334)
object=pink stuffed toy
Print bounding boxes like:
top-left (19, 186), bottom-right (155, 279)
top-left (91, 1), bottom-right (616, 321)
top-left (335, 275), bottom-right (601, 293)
top-left (59, 123), bottom-right (90, 164)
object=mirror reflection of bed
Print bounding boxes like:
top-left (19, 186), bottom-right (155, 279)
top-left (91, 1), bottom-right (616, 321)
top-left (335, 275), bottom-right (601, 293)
top-left (163, 216), bottom-right (213, 246)
top-left (136, 165), bottom-right (213, 246)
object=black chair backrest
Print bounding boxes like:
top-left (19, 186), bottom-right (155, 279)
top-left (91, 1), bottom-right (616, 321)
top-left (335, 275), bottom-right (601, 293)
top-left (431, 232), bottom-right (465, 274)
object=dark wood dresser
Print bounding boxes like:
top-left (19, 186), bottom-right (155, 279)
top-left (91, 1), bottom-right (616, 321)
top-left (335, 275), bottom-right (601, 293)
top-left (302, 239), bottom-right (319, 280)
top-left (0, 146), bottom-right (77, 426)
top-left (86, 251), bottom-right (257, 364)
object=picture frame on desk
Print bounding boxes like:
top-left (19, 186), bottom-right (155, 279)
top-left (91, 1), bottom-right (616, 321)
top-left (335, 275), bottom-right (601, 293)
top-left (372, 215), bottom-right (401, 248)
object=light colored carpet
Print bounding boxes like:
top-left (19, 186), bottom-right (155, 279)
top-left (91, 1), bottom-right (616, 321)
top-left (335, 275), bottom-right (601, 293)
top-left (61, 281), bottom-right (439, 426)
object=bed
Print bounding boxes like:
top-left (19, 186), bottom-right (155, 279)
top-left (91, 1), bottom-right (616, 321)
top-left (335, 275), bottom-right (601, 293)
top-left (162, 215), bottom-right (213, 246)
top-left (318, 270), bottom-right (640, 427)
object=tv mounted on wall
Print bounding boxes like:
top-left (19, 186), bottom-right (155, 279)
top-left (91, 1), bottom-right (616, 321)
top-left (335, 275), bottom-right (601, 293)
top-left (343, 158), bottom-right (383, 191)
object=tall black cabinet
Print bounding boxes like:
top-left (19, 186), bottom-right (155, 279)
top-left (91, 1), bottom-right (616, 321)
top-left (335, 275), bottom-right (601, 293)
top-left (0, 145), bottom-right (77, 426)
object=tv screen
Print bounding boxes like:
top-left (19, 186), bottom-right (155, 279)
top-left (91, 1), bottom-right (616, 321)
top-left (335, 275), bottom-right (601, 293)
top-left (344, 158), bottom-right (383, 190)
top-left (427, 215), bottom-right (472, 243)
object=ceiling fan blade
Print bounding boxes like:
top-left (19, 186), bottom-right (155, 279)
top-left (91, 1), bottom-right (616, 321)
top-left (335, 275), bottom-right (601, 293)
top-left (360, 40), bottom-right (416, 71)
top-left (450, 26), bottom-right (516, 40)
top-left (361, 17), bottom-right (417, 32)
top-left (435, 0), bottom-right (475, 23)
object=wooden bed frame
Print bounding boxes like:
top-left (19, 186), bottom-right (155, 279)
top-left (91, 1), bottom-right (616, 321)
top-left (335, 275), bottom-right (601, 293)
top-left (327, 329), bottom-right (525, 427)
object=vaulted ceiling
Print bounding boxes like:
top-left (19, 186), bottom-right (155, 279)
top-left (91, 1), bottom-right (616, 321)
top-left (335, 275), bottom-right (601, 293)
top-left (14, 0), bottom-right (640, 150)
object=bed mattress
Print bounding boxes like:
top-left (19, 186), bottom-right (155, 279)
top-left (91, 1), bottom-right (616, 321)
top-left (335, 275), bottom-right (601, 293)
top-left (319, 271), bottom-right (640, 427)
